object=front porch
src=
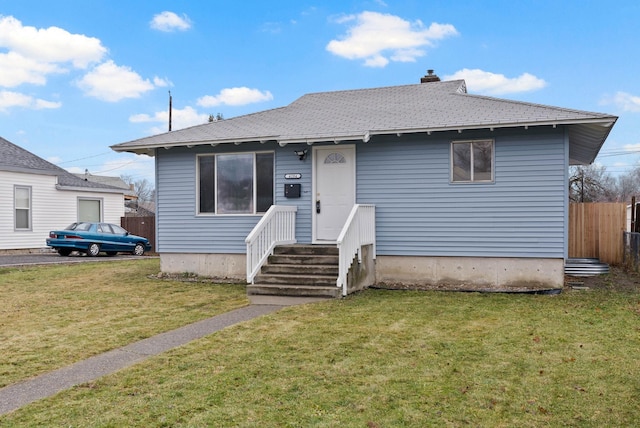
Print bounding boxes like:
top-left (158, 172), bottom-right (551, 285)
top-left (245, 205), bottom-right (377, 300)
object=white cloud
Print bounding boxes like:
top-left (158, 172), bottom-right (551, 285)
top-left (47, 156), bottom-right (63, 164)
top-left (0, 90), bottom-right (61, 111)
top-left (0, 15), bottom-right (167, 110)
top-left (76, 60), bottom-right (155, 102)
top-left (326, 11), bottom-right (458, 67)
top-left (0, 15), bottom-right (106, 92)
top-left (365, 55), bottom-right (388, 68)
top-left (0, 51), bottom-right (65, 87)
top-left (444, 68), bottom-right (547, 95)
top-left (130, 106), bottom-right (209, 133)
top-left (197, 87), bottom-right (273, 107)
top-left (0, 90), bottom-right (31, 109)
top-left (34, 98), bottom-right (62, 109)
top-left (605, 92), bottom-right (640, 112)
top-left (0, 15), bottom-right (106, 69)
top-left (150, 11), bottom-right (192, 32)
top-left (153, 76), bottom-right (172, 87)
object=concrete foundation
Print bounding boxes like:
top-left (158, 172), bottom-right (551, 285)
top-left (160, 253), bottom-right (246, 281)
top-left (159, 252), bottom-right (564, 292)
top-left (346, 244), bottom-right (377, 294)
top-left (375, 255), bottom-right (564, 291)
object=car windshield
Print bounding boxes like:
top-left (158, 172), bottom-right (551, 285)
top-left (65, 222), bottom-right (92, 231)
top-left (111, 224), bottom-right (128, 235)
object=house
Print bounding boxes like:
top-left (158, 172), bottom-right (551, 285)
top-left (111, 72), bottom-right (617, 296)
top-left (73, 171), bottom-right (154, 216)
top-left (0, 137), bottom-right (126, 252)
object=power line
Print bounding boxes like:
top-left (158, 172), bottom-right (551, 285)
top-left (55, 151), bottom-right (113, 165)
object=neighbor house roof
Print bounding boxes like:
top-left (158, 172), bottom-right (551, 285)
top-left (73, 172), bottom-right (137, 199)
top-left (0, 137), bottom-right (125, 193)
top-left (111, 79), bottom-right (617, 164)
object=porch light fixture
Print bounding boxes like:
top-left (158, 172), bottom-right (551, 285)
top-left (294, 149), bottom-right (308, 161)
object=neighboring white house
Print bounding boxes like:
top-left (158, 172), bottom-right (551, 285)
top-left (0, 137), bottom-right (126, 251)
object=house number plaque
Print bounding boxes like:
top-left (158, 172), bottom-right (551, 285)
top-left (284, 173), bottom-right (302, 179)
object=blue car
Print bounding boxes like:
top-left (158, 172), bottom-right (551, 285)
top-left (47, 222), bottom-right (152, 257)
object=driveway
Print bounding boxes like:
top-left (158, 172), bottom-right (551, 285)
top-left (0, 252), bottom-right (154, 268)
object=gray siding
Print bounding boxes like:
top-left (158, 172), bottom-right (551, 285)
top-left (357, 128), bottom-right (567, 258)
top-left (156, 142), bottom-right (312, 253)
top-left (275, 145), bottom-right (313, 243)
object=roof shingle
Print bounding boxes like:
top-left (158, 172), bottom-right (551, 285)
top-left (0, 137), bottom-right (125, 192)
top-left (112, 79), bottom-right (617, 164)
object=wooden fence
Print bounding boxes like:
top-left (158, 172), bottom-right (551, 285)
top-left (568, 203), bottom-right (626, 265)
top-left (121, 216), bottom-right (156, 253)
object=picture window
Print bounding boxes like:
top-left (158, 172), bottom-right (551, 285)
top-left (198, 152), bottom-right (274, 214)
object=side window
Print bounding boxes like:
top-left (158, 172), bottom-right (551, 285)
top-left (14, 186), bottom-right (31, 230)
top-left (78, 198), bottom-right (102, 222)
top-left (99, 224), bottom-right (114, 234)
top-left (111, 224), bottom-right (127, 235)
top-left (76, 222), bottom-right (92, 231)
top-left (451, 140), bottom-right (494, 183)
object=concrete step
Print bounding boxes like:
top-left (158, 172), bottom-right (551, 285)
top-left (254, 273), bottom-right (337, 287)
top-left (247, 283), bottom-right (342, 299)
top-left (261, 263), bottom-right (339, 276)
top-left (248, 244), bottom-right (341, 299)
top-left (268, 254), bottom-right (339, 265)
top-left (274, 245), bottom-right (338, 256)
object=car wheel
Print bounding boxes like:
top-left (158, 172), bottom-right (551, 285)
top-left (57, 249), bottom-right (72, 257)
top-left (133, 243), bottom-right (145, 256)
top-left (87, 243), bottom-right (100, 257)
top-left (106, 251), bottom-right (117, 257)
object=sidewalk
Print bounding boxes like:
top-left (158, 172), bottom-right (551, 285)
top-left (0, 303), bottom-right (291, 416)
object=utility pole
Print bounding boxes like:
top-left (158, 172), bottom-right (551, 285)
top-left (168, 91), bottom-right (172, 132)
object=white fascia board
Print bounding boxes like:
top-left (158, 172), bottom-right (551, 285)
top-left (278, 132), bottom-right (370, 146)
top-left (370, 118), bottom-right (616, 137)
top-left (55, 185), bottom-right (126, 194)
top-left (111, 136), bottom-right (280, 153)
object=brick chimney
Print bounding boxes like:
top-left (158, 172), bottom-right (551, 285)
top-left (420, 69), bottom-right (441, 83)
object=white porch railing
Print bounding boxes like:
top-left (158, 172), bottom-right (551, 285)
top-left (245, 205), bottom-right (298, 283)
top-left (336, 204), bottom-right (376, 296)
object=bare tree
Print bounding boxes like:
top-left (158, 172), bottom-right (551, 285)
top-left (569, 165), bottom-right (617, 202)
top-left (208, 113), bottom-right (224, 122)
top-left (121, 175), bottom-right (155, 202)
top-left (615, 170), bottom-right (640, 203)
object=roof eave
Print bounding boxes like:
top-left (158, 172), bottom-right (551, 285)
top-left (111, 117), bottom-right (617, 158)
top-left (568, 117), bottom-right (618, 165)
top-left (55, 185), bottom-right (126, 194)
top-left (111, 136), bottom-right (281, 156)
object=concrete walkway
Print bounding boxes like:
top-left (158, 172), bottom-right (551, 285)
top-left (0, 304), bottom-right (290, 416)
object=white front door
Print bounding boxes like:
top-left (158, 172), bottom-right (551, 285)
top-left (314, 145), bottom-right (356, 242)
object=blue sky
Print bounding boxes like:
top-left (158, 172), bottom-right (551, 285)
top-left (1, 0), bottom-right (639, 183)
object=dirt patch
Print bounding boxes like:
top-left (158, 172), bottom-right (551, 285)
top-left (151, 272), bottom-right (244, 285)
top-left (373, 282), bottom-right (560, 293)
top-left (565, 265), bottom-right (640, 292)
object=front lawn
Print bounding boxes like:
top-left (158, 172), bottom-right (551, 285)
top-left (1, 270), bottom-right (638, 427)
top-left (0, 259), bottom-right (248, 389)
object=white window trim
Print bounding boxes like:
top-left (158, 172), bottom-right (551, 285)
top-left (450, 139), bottom-right (495, 184)
top-left (77, 197), bottom-right (104, 222)
top-left (14, 185), bottom-right (32, 231)
top-left (196, 151), bottom-right (275, 216)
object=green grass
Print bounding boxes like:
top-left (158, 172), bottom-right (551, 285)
top-left (1, 274), bottom-right (639, 427)
top-left (0, 259), bottom-right (248, 388)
